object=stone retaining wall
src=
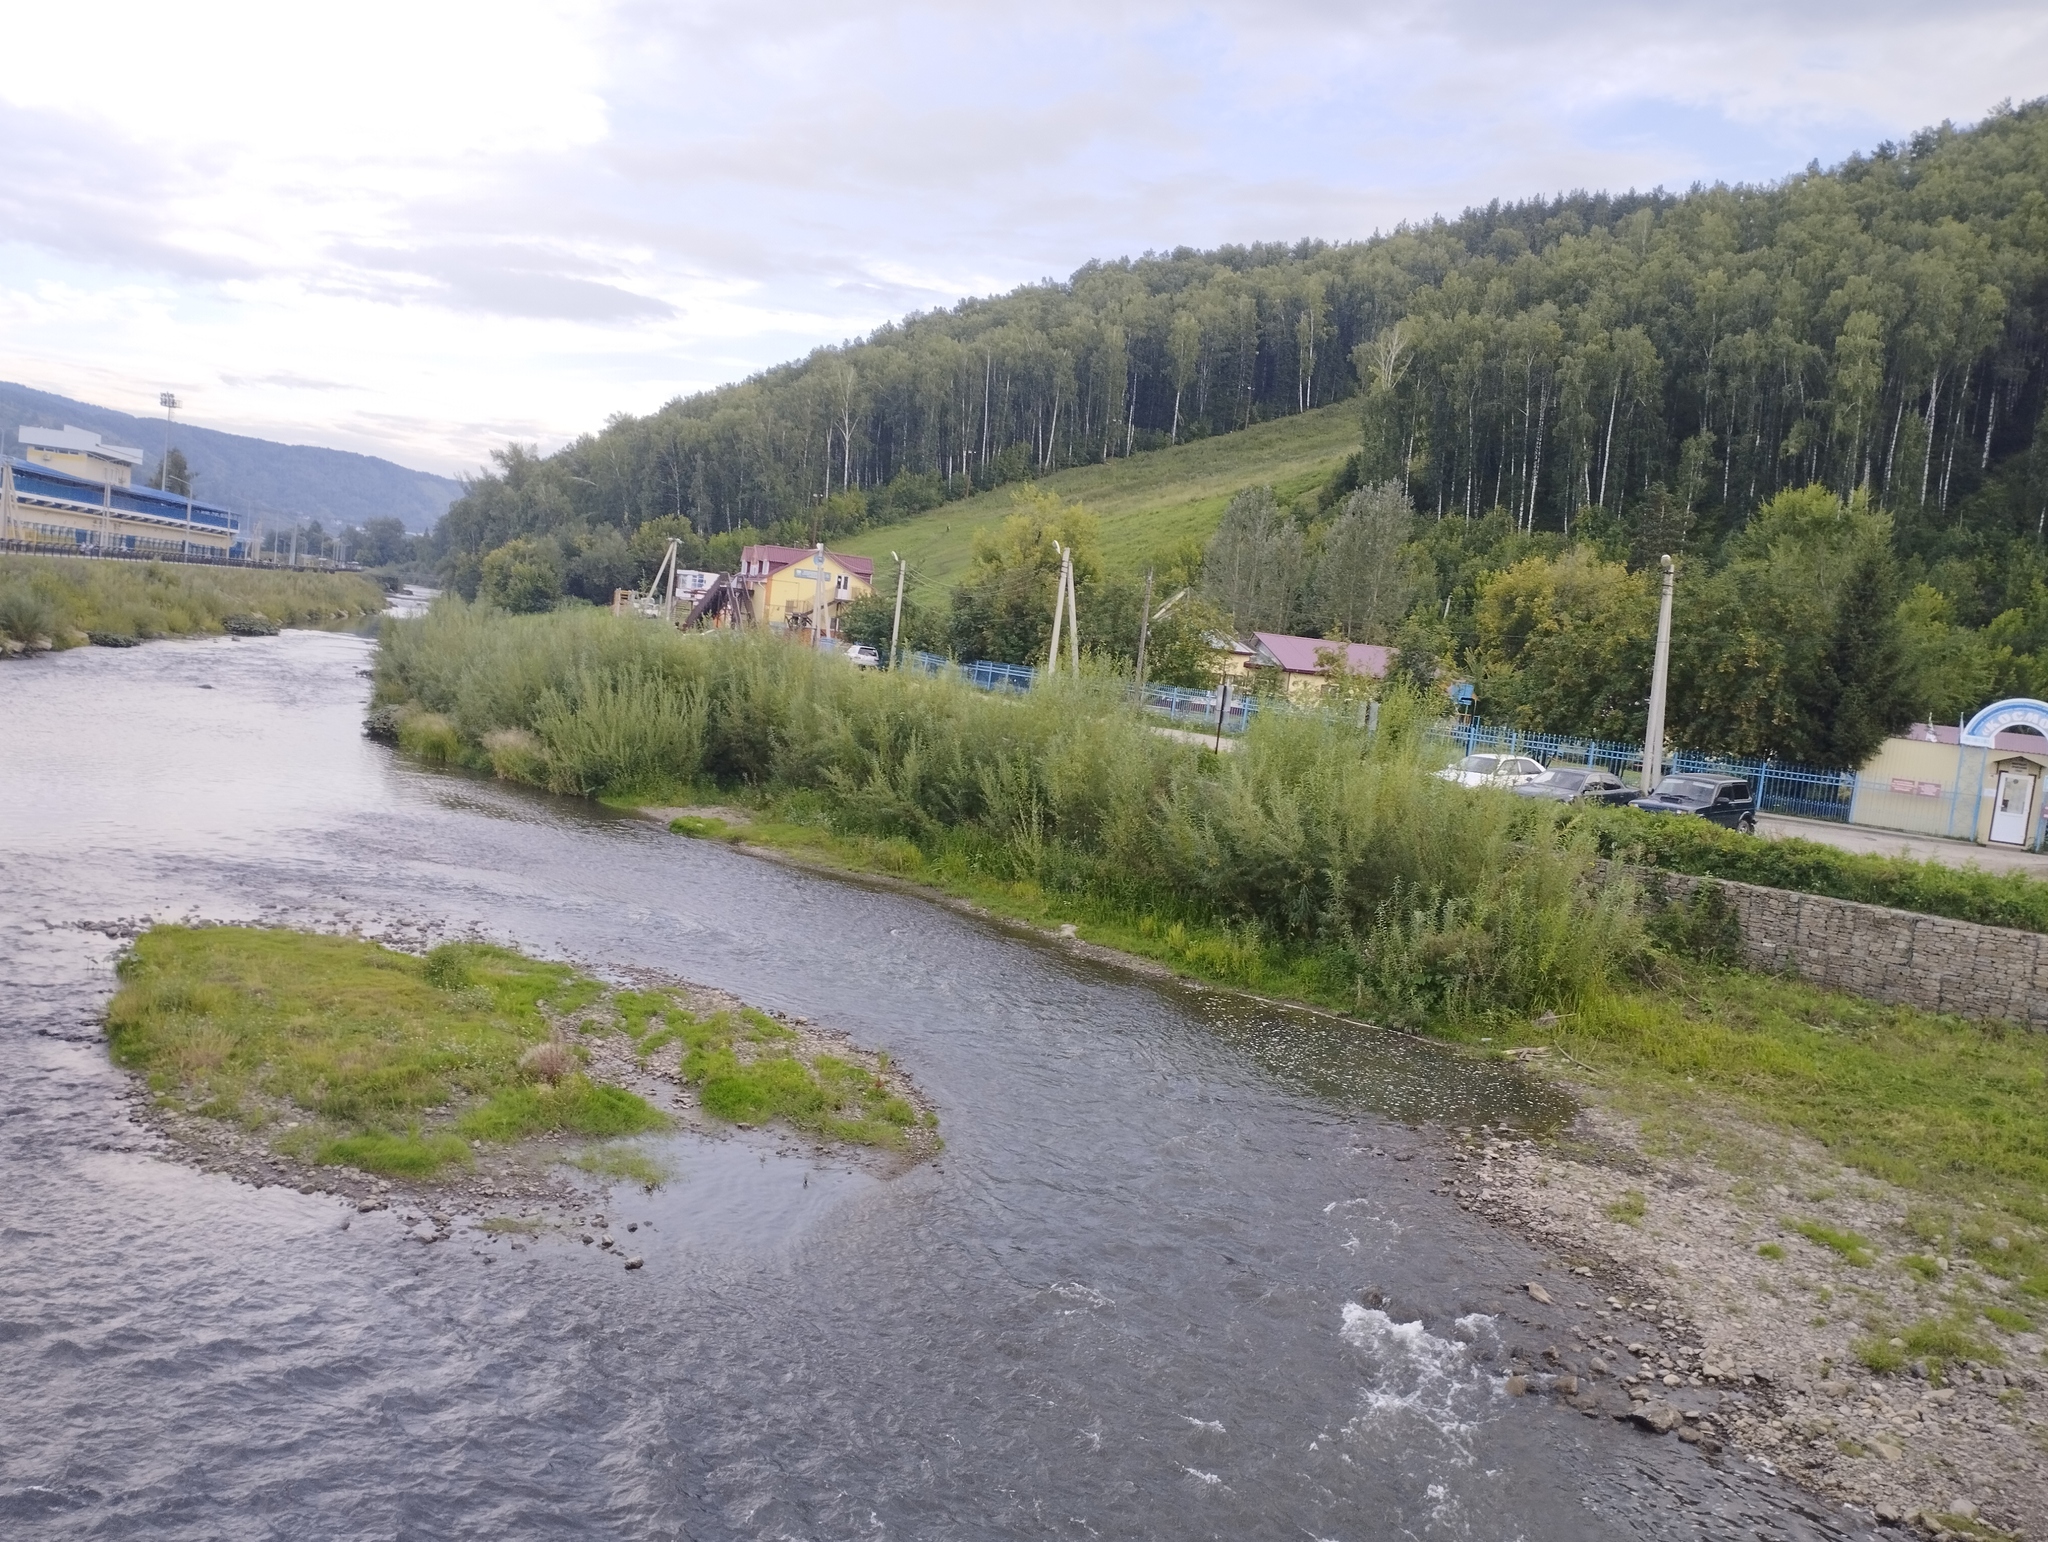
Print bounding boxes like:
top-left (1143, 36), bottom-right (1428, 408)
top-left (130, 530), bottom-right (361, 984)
top-left (1639, 868), bottom-right (2048, 1026)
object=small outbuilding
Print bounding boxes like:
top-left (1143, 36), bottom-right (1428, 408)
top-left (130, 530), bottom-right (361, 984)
top-left (1853, 698), bottom-right (2048, 848)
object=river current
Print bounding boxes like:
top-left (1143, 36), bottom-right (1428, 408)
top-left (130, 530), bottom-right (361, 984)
top-left (0, 627), bottom-right (1866, 1539)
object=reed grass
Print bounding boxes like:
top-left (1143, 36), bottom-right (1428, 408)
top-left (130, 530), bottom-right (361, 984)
top-left (375, 602), bottom-right (1643, 1020)
top-left (0, 552), bottom-right (383, 644)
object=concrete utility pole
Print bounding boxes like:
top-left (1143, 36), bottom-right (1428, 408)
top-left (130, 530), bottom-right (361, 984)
top-left (158, 392), bottom-right (178, 490)
top-left (792, 543), bottom-right (835, 646)
top-left (1047, 542), bottom-right (1070, 677)
top-left (887, 552), bottom-right (905, 670)
top-left (1133, 569), bottom-right (1155, 690)
top-left (1641, 554), bottom-right (1676, 792)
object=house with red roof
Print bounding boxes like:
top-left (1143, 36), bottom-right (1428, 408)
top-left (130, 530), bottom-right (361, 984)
top-left (738, 544), bottom-right (875, 637)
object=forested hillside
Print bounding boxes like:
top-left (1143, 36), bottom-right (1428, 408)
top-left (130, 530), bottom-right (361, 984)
top-left (434, 101), bottom-right (2048, 768)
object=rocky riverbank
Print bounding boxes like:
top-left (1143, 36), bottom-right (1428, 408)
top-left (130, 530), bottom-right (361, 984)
top-left (1447, 1093), bottom-right (2044, 1538)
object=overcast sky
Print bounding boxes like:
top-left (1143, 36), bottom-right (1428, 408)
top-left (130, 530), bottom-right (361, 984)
top-left (2, 1), bottom-right (2043, 477)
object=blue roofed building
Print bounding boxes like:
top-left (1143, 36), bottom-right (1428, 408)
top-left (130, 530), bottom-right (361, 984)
top-left (3, 427), bottom-right (244, 558)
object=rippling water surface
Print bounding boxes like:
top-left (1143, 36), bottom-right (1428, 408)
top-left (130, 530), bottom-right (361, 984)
top-left (0, 628), bottom-right (1865, 1539)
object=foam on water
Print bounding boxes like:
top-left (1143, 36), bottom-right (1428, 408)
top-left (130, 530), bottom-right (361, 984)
top-left (1339, 1303), bottom-right (1497, 1443)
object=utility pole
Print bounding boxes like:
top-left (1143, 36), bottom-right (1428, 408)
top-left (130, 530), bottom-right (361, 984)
top-left (1133, 568), bottom-right (1155, 691)
top-left (887, 551), bottom-right (906, 670)
top-left (1641, 554), bottom-right (1676, 792)
top-left (1063, 554), bottom-right (1079, 675)
top-left (1047, 542), bottom-right (1070, 676)
top-left (1213, 676), bottom-right (1231, 753)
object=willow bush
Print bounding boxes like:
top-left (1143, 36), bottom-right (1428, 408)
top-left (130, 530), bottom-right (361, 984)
top-left (375, 602), bottom-right (1643, 1019)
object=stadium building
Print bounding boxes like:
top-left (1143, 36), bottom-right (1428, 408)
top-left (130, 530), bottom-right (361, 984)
top-left (3, 426), bottom-right (244, 558)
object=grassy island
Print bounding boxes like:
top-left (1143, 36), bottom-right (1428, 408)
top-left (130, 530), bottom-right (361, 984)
top-left (0, 553), bottom-right (384, 650)
top-left (106, 925), bottom-right (928, 1181)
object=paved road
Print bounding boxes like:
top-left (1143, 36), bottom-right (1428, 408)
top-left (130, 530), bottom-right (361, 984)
top-left (1759, 813), bottom-right (2048, 875)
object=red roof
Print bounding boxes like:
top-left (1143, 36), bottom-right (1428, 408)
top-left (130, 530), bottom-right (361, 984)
top-left (741, 544), bottom-right (875, 580)
top-left (1251, 631), bottom-right (1391, 678)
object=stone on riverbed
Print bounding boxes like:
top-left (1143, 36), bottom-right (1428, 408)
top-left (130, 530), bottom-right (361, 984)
top-left (1631, 1400), bottom-right (1684, 1434)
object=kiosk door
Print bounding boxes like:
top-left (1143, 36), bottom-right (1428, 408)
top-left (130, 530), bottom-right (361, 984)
top-left (1991, 770), bottom-right (2036, 845)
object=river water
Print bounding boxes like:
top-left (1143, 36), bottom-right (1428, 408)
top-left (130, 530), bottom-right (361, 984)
top-left (0, 627), bottom-right (1866, 1540)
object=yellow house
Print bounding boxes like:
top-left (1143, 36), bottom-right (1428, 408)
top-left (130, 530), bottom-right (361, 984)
top-left (738, 544), bottom-right (874, 637)
top-left (18, 424), bottom-right (144, 485)
top-left (1852, 701), bottom-right (2048, 847)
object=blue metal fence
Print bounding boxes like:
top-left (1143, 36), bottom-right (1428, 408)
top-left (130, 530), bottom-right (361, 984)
top-left (1430, 717), bottom-right (1855, 822)
top-left (896, 649), bottom-right (1856, 820)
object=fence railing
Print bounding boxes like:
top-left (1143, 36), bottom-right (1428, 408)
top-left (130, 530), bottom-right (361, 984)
top-left (898, 648), bottom-right (1879, 823)
top-left (1431, 718), bottom-right (1858, 822)
top-left (0, 536), bottom-right (362, 573)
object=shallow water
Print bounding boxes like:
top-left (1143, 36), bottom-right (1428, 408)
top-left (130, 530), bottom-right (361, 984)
top-left (0, 630), bottom-right (1867, 1539)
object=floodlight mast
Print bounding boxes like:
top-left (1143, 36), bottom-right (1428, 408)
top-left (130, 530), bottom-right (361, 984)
top-left (158, 392), bottom-right (179, 493)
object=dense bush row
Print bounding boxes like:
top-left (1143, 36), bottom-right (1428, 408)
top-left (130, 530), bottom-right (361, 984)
top-left (375, 604), bottom-right (1644, 1021)
top-left (1585, 805), bottom-right (2048, 935)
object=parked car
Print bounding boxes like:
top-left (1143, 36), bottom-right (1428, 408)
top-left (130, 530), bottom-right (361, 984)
top-left (1436, 752), bottom-right (1549, 789)
top-left (1513, 767), bottom-right (1636, 806)
top-left (843, 643), bottom-right (881, 668)
top-left (1631, 774), bottom-right (1757, 832)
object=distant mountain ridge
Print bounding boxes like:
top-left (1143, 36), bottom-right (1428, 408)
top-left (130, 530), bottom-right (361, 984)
top-left (0, 382), bottom-right (460, 532)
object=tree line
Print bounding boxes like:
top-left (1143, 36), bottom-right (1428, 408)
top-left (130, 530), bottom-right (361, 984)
top-left (421, 101), bottom-right (2048, 767)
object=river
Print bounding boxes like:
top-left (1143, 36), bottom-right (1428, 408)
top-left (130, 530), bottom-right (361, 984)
top-left (0, 625), bottom-right (1866, 1539)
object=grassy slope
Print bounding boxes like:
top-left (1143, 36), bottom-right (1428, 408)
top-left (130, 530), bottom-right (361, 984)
top-left (839, 401), bottom-right (1361, 585)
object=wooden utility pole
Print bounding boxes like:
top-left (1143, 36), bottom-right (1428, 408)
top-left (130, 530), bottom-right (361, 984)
top-left (887, 552), bottom-right (906, 669)
top-left (1133, 568), bottom-right (1155, 690)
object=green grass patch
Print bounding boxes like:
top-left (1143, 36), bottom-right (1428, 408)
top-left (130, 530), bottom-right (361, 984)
top-left (1758, 1242), bottom-right (1787, 1260)
top-left (1787, 1219), bottom-right (1876, 1266)
top-left (654, 1005), bottom-right (923, 1146)
top-left (1902, 1254), bottom-right (1943, 1281)
top-left (317, 1129), bottom-right (472, 1177)
top-left (1984, 1304), bottom-right (2034, 1332)
top-left (457, 1076), bottom-right (667, 1141)
top-left (104, 925), bottom-right (664, 1177)
top-left (1855, 1315), bottom-right (1999, 1374)
top-left (668, 814), bottom-right (732, 839)
top-left (1605, 1189), bottom-right (1647, 1226)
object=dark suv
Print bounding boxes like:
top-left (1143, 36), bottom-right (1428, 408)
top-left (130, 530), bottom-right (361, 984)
top-left (1631, 774), bottom-right (1757, 833)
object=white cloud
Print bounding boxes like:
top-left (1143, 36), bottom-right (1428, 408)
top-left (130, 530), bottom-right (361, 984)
top-left (0, 0), bottom-right (2042, 477)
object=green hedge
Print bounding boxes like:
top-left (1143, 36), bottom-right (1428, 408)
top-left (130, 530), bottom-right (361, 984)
top-left (1583, 807), bottom-right (2048, 935)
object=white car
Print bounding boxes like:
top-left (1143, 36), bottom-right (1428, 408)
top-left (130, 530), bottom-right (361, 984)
top-left (1435, 753), bottom-right (1548, 788)
top-left (843, 643), bottom-right (881, 668)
